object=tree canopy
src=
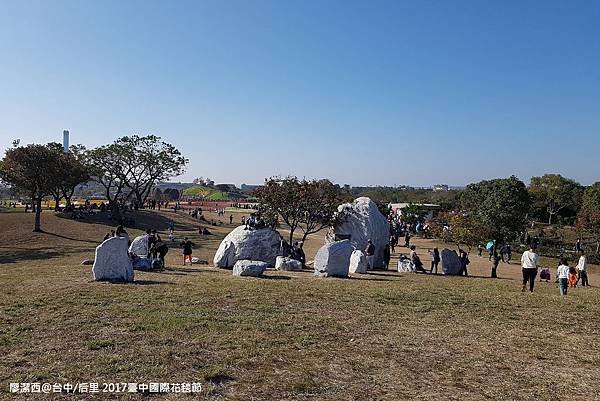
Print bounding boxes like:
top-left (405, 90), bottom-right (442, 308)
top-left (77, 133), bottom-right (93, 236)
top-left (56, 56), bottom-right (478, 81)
top-left (460, 176), bottom-right (531, 243)
top-left (529, 174), bottom-right (583, 224)
top-left (0, 144), bottom-right (67, 231)
top-left (255, 177), bottom-right (347, 244)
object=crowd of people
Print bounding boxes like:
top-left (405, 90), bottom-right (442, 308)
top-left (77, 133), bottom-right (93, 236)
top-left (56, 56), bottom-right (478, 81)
top-left (87, 202), bottom-right (594, 297)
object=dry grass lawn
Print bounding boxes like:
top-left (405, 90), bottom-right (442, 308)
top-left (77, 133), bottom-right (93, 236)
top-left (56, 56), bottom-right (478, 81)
top-left (1, 209), bottom-right (599, 400)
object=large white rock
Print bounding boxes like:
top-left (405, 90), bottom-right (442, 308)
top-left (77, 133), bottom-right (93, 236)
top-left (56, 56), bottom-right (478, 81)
top-left (275, 256), bottom-right (303, 271)
top-left (92, 236), bottom-right (134, 282)
top-left (349, 250), bottom-right (368, 274)
top-left (332, 197), bottom-right (389, 269)
top-left (233, 260), bottom-right (268, 277)
top-left (213, 226), bottom-right (281, 268)
top-left (441, 249), bottom-right (462, 275)
top-left (314, 240), bottom-right (353, 277)
top-left (129, 234), bottom-right (149, 257)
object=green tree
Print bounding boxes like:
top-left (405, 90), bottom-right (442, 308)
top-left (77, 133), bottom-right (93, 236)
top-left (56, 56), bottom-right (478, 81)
top-left (576, 182), bottom-right (600, 254)
top-left (296, 179), bottom-right (347, 243)
top-left (86, 143), bottom-right (131, 219)
top-left (430, 211), bottom-right (488, 252)
top-left (47, 143), bottom-right (90, 210)
top-left (115, 135), bottom-right (188, 206)
top-left (460, 176), bottom-right (531, 243)
top-left (582, 182), bottom-right (600, 211)
top-left (529, 174), bottom-right (584, 225)
top-left (0, 144), bottom-right (64, 231)
top-left (255, 177), bottom-right (346, 244)
top-left (255, 177), bottom-right (304, 244)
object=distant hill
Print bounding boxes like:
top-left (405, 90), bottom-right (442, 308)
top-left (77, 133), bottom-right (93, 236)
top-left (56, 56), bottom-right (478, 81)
top-left (182, 185), bottom-right (230, 200)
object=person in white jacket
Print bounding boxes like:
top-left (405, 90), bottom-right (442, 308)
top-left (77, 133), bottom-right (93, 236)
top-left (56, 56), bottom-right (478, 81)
top-left (557, 258), bottom-right (570, 296)
top-left (576, 250), bottom-right (589, 287)
top-left (521, 244), bottom-right (539, 292)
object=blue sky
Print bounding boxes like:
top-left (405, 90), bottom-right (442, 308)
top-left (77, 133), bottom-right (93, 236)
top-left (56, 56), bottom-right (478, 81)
top-left (1, 0), bottom-right (599, 187)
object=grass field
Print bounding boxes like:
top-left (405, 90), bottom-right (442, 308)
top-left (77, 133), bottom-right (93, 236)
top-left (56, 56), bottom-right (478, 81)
top-left (1, 210), bottom-right (599, 400)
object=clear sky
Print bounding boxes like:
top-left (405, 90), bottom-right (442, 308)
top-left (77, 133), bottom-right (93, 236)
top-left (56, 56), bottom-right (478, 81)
top-left (1, 0), bottom-right (599, 187)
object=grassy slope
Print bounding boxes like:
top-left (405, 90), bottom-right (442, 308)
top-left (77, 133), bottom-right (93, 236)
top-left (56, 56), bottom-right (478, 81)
top-left (1, 211), bottom-right (599, 400)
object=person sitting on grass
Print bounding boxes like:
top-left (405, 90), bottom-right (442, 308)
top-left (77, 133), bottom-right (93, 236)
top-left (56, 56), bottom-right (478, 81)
top-left (180, 237), bottom-right (195, 266)
top-left (409, 245), bottom-right (426, 273)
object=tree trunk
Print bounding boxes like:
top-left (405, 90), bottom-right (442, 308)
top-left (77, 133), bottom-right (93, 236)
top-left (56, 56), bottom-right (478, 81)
top-left (53, 195), bottom-right (61, 211)
top-left (548, 213), bottom-right (553, 225)
top-left (288, 229), bottom-right (295, 245)
top-left (111, 202), bottom-right (121, 222)
top-left (33, 198), bottom-right (42, 232)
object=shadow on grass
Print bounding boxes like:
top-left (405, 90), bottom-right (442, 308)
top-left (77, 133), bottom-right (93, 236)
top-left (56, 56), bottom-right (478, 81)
top-left (94, 279), bottom-right (172, 285)
top-left (161, 267), bottom-right (205, 274)
top-left (55, 210), bottom-right (200, 233)
top-left (42, 231), bottom-right (99, 245)
top-left (0, 247), bottom-right (63, 264)
top-left (262, 275), bottom-right (292, 280)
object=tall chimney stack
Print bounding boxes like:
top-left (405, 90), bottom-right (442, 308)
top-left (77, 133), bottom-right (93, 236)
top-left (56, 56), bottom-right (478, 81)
top-left (63, 130), bottom-right (69, 152)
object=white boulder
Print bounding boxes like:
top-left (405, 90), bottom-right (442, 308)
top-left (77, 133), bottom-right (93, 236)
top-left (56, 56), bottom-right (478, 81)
top-left (92, 236), bottom-right (134, 282)
top-left (129, 234), bottom-right (149, 257)
top-left (349, 250), bottom-right (368, 274)
top-left (275, 256), bottom-right (303, 271)
top-left (314, 240), bottom-right (353, 277)
top-left (441, 249), bottom-right (462, 275)
top-left (233, 260), bottom-right (268, 277)
top-left (214, 226), bottom-right (281, 268)
top-left (332, 197), bottom-right (389, 269)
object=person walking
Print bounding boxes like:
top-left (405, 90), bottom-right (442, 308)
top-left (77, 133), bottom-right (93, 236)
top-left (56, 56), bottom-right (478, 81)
top-left (576, 250), bottom-right (589, 287)
top-left (229, 214), bottom-right (233, 224)
top-left (404, 232), bottom-right (411, 248)
top-left (557, 258), bottom-right (570, 296)
top-left (521, 244), bottom-right (539, 292)
top-left (429, 247), bottom-right (440, 274)
top-left (383, 243), bottom-right (391, 270)
top-left (365, 240), bottom-right (376, 270)
top-left (459, 249), bottom-right (470, 276)
top-left (491, 250), bottom-right (501, 278)
top-left (180, 237), bottom-right (195, 266)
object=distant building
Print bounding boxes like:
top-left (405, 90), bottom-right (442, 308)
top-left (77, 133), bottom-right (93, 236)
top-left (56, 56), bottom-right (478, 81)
top-left (432, 184), bottom-right (449, 192)
top-left (62, 130), bottom-right (69, 152)
top-left (388, 202), bottom-right (441, 220)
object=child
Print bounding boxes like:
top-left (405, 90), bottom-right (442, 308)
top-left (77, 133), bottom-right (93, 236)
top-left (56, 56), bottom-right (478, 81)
top-left (180, 237), bottom-right (195, 266)
top-left (539, 268), bottom-right (551, 282)
top-left (568, 264), bottom-right (578, 288)
top-left (557, 258), bottom-right (570, 296)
